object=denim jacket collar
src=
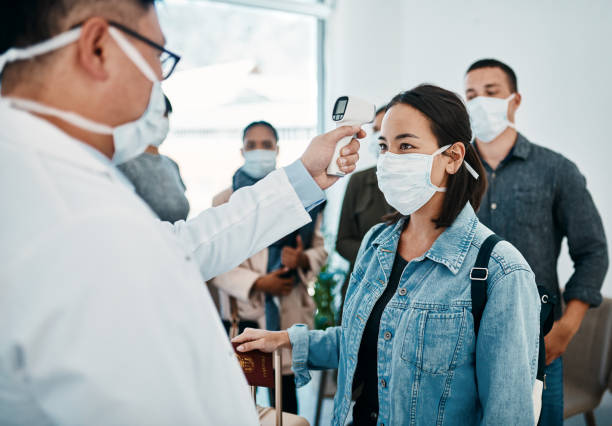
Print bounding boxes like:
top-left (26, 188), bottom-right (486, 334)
top-left (372, 202), bottom-right (479, 275)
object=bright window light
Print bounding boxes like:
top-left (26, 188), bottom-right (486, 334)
top-left (158, 1), bottom-right (318, 216)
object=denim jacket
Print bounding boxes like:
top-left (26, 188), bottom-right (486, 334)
top-left (288, 203), bottom-right (541, 425)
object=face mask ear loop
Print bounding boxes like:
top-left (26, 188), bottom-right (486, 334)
top-left (443, 143), bottom-right (480, 180)
top-left (107, 27), bottom-right (157, 82)
top-left (0, 27), bottom-right (82, 76)
top-left (505, 93), bottom-right (518, 129)
top-left (464, 161), bottom-right (480, 180)
top-left (9, 97), bottom-right (114, 134)
top-left (429, 144), bottom-right (452, 192)
top-left (433, 144), bottom-right (452, 157)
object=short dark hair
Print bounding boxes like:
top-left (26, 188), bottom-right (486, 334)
top-left (163, 94), bottom-right (172, 116)
top-left (385, 85), bottom-right (487, 228)
top-left (242, 121), bottom-right (279, 143)
top-left (0, 0), bottom-right (156, 89)
top-left (466, 58), bottom-right (518, 93)
top-left (1, 0), bottom-right (155, 53)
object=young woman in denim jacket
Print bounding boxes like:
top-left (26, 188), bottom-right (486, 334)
top-left (234, 85), bottom-right (541, 425)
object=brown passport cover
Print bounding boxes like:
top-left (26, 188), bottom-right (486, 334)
top-left (232, 342), bottom-right (275, 388)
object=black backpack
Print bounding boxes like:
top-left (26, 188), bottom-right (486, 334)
top-left (470, 234), bottom-right (557, 387)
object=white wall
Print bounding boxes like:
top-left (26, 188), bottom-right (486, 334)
top-left (325, 0), bottom-right (612, 296)
top-left (321, 0), bottom-right (408, 263)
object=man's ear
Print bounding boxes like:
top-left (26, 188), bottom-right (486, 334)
top-left (445, 142), bottom-right (466, 175)
top-left (508, 92), bottom-right (522, 121)
top-left (76, 17), bottom-right (111, 81)
top-left (240, 147), bottom-right (245, 158)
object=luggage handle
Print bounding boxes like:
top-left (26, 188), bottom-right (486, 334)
top-left (250, 349), bottom-right (283, 426)
top-left (229, 296), bottom-right (240, 339)
top-left (274, 350), bottom-right (282, 426)
top-left (230, 295), bottom-right (284, 426)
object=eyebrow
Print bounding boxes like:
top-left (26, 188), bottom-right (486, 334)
top-left (378, 133), bottom-right (420, 142)
top-left (484, 83), bottom-right (501, 89)
top-left (396, 133), bottom-right (420, 140)
top-left (245, 139), bottom-right (275, 144)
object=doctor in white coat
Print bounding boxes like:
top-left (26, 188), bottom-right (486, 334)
top-left (0, 1), bottom-right (363, 425)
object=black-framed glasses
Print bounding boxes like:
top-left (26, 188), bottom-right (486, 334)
top-left (108, 20), bottom-right (181, 80)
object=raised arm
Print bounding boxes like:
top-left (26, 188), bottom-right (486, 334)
top-left (164, 127), bottom-right (365, 282)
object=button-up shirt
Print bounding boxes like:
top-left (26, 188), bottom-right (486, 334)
top-left (0, 98), bottom-right (324, 425)
top-left (289, 203), bottom-right (540, 425)
top-left (475, 133), bottom-right (608, 319)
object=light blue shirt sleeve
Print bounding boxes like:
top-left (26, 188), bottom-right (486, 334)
top-left (287, 324), bottom-right (342, 387)
top-left (283, 160), bottom-right (326, 212)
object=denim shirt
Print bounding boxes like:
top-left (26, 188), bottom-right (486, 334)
top-left (288, 203), bottom-right (541, 425)
top-left (475, 133), bottom-right (608, 319)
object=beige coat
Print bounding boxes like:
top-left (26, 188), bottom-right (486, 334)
top-left (210, 187), bottom-right (327, 374)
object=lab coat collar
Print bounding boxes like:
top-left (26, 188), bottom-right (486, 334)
top-left (0, 98), bottom-right (132, 188)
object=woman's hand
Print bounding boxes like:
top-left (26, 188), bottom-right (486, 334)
top-left (232, 328), bottom-right (291, 353)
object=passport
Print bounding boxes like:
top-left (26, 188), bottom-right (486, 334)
top-left (232, 342), bottom-right (275, 388)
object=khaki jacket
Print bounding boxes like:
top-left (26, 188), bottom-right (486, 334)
top-left (210, 186), bottom-right (327, 373)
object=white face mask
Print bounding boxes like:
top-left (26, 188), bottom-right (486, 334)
top-left (376, 145), bottom-right (479, 216)
top-left (0, 26), bottom-right (169, 165)
top-left (242, 149), bottom-right (277, 179)
top-left (466, 94), bottom-right (516, 143)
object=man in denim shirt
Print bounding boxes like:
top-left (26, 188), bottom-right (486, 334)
top-left (464, 58), bottom-right (609, 425)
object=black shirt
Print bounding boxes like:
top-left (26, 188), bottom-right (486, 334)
top-left (352, 253), bottom-right (408, 425)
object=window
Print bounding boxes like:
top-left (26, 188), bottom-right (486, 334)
top-left (158, 0), bottom-right (319, 214)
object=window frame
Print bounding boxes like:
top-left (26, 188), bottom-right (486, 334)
top-left (205, 0), bottom-right (334, 19)
top-left (194, 0), bottom-right (332, 133)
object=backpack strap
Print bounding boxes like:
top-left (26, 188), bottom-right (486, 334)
top-left (536, 286), bottom-right (556, 383)
top-left (471, 234), bottom-right (557, 387)
top-left (471, 234), bottom-right (503, 335)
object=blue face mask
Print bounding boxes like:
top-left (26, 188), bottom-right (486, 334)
top-left (242, 149), bottom-right (277, 179)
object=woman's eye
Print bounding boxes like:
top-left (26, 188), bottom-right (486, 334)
top-left (379, 143), bottom-right (388, 152)
top-left (400, 143), bottom-right (413, 151)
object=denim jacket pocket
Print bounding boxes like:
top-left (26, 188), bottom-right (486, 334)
top-left (400, 307), bottom-right (467, 375)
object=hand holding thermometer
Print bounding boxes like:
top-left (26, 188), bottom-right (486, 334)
top-left (327, 95), bottom-right (375, 176)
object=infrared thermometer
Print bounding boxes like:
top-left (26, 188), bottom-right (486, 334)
top-left (327, 95), bottom-right (376, 176)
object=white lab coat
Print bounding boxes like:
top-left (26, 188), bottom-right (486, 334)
top-left (0, 99), bottom-right (314, 425)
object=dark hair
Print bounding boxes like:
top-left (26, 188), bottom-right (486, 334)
top-left (375, 104), bottom-right (387, 116)
top-left (0, 0), bottom-right (156, 88)
top-left (1, 0), bottom-right (155, 53)
top-left (242, 121), bottom-right (279, 143)
top-left (385, 84), bottom-right (487, 228)
top-left (466, 58), bottom-right (518, 93)
top-left (163, 94), bottom-right (172, 115)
